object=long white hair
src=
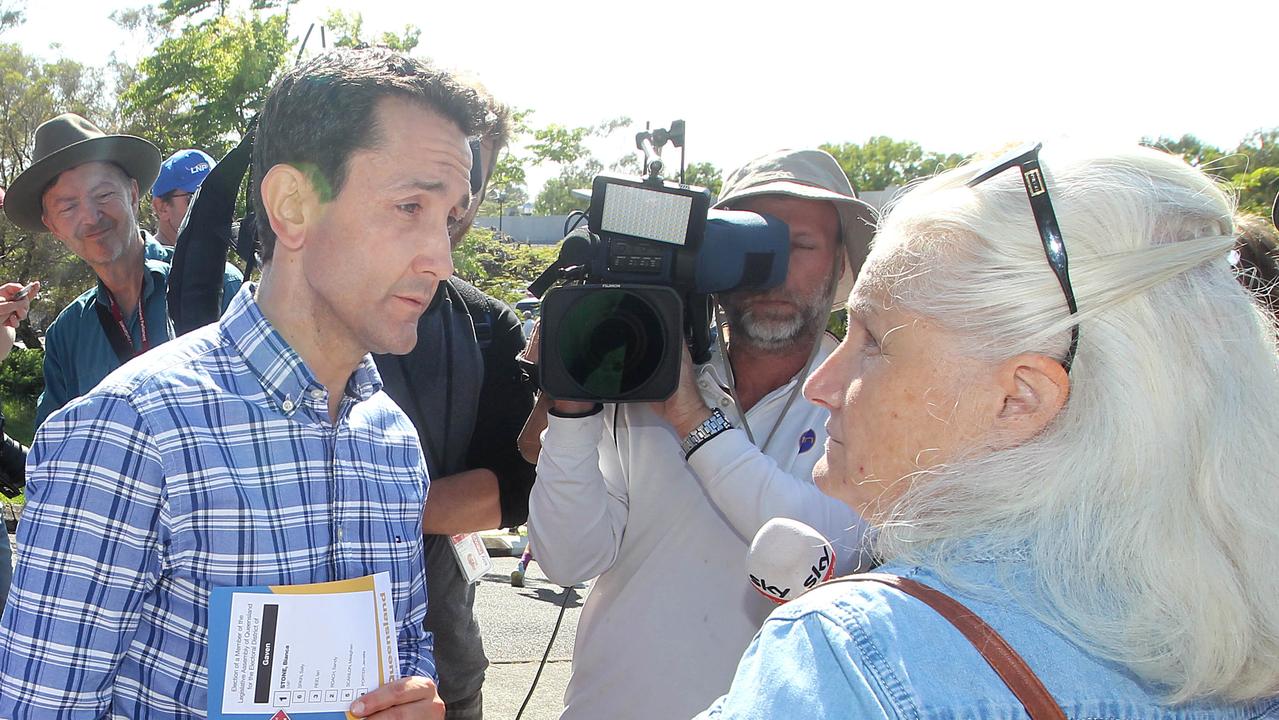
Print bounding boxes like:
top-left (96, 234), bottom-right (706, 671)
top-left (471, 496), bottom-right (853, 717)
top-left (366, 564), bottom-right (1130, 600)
top-left (868, 143), bottom-right (1279, 703)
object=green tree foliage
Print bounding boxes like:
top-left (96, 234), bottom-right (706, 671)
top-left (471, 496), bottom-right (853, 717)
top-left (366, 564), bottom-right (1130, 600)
top-left (118, 4), bottom-right (294, 156)
top-left (682, 161), bottom-right (723, 197)
top-left (609, 156), bottom-right (722, 196)
top-left (0, 42), bottom-right (110, 344)
top-left (1144, 129), bottom-right (1279, 214)
top-left (322, 9), bottom-right (420, 52)
top-left (157, 0), bottom-right (231, 22)
top-left (0, 0), bottom-right (24, 35)
top-left (534, 162), bottom-right (600, 216)
top-left (1233, 166), bottom-right (1279, 216)
top-left (478, 107), bottom-right (534, 217)
top-left (1141, 133), bottom-right (1227, 168)
top-left (479, 185), bottom-right (529, 219)
top-left (0, 33), bottom-right (106, 411)
top-left (1236, 129), bottom-right (1279, 176)
top-left (453, 226), bottom-right (559, 306)
top-left (0, 347), bottom-right (41, 403)
top-left (531, 116), bottom-right (631, 215)
top-left (821, 136), bottom-right (966, 191)
top-left (527, 124), bottom-right (593, 166)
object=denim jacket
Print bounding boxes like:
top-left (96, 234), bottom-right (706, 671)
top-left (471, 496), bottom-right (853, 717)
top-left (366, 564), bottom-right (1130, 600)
top-left (697, 558), bottom-right (1279, 719)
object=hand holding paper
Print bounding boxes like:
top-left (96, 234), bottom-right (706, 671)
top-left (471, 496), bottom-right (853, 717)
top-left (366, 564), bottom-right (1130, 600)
top-left (207, 573), bottom-right (403, 719)
top-left (349, 676), bottom-right (445, 719)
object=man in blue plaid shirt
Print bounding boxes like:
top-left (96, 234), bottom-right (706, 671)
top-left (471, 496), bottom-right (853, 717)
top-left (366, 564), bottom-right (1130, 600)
top-left (0, 47), bottom-right (488, 719)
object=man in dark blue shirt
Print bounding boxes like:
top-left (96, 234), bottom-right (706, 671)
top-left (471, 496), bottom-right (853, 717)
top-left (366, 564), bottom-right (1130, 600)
top-left (3, 114), bottom-right (239, 425)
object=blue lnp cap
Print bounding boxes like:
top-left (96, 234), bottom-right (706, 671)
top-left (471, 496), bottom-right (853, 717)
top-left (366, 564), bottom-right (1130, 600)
top-left (152, 148), bottom-right (215, 197)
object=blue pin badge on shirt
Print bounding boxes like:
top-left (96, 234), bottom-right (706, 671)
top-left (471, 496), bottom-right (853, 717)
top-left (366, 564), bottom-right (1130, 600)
top-left (798, 429), bottom-right (817, 454)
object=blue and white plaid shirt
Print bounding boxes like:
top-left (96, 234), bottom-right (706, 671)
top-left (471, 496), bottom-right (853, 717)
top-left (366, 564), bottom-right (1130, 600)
top-left (0, 284), bottom-right (434, 718)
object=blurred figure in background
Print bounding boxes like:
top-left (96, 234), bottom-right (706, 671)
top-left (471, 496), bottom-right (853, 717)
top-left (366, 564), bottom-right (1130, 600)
top-left (521, 309), bottom-right (534, 339)
top-left (1232, 212), bottom-right (1279, 316)
top-left (150, 149), bottom-right (215, 248)
top-left (1, 114), bottom-right (239, 426)
top-left (0, 279), bottom-right (37, 619)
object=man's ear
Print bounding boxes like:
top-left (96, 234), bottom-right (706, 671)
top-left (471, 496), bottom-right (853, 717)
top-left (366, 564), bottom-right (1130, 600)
top-left (259, 164), bottom-right (315, 253)
top-left (150, 195), bottom-right (165, 219)
top-left (992, 353), bottom-right (1070, 446)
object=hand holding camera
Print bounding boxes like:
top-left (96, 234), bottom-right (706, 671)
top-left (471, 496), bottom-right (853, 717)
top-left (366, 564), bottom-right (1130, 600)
top-left (652, 344), bottom-right (714, 437)
top-left (0, 281), bottom-right (39, 327)
top-left (0, 281), bottom-right (39, 363)
top-left (526, 121), bottom-right (791, 404)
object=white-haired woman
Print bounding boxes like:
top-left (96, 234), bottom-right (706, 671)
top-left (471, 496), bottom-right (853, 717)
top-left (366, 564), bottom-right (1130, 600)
top-left (696, 143), bottom-right (1279, 719)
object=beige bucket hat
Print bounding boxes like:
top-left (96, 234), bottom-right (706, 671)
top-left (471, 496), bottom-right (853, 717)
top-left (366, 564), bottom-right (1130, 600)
top-left (715, 148), bottom-right (878, 308)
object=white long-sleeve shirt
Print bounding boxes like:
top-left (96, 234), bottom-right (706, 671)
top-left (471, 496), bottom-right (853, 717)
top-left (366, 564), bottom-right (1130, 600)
top-left (529, 335), bottom-right (870, 720)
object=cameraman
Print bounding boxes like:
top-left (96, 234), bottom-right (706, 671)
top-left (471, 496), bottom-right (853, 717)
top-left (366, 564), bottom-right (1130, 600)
top-left (527, 149), bottom-right (876, 720)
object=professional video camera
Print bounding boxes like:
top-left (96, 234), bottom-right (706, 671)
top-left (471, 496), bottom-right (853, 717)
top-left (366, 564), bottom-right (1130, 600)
top-left (530, 121), bottom-right (791, 403)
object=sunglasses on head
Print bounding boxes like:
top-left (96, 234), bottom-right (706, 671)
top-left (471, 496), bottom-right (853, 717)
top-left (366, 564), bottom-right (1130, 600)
top-left (966, 142), bottom-right (1079, 373)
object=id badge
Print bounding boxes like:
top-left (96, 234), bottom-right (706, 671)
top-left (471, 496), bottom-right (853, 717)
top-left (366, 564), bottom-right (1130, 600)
top-left (449, 532), bottom-right (492, 584)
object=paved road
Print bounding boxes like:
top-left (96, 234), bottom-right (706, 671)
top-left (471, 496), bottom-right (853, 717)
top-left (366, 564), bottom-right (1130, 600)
top-left (5, 531), bottom-right (584, 720)
top-left (475, 555), bottom-right (587, 720)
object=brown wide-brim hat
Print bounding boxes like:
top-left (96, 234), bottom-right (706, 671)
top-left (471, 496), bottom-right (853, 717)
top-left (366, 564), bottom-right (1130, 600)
top-left (714, 148), bottom-right (878, 310)
top-left (5, 113), bottom-right (160, 232)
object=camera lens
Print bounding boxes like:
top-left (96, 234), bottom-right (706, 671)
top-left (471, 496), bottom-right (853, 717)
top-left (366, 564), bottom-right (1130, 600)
top-left (558, 289), bottom-right (666, 398)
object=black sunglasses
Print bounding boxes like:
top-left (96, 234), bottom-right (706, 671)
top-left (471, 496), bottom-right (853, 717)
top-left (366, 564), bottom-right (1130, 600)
top-left (966, 142), bottom-right (1079, 372)
top-left (469, 138), bottom-right (485, 196)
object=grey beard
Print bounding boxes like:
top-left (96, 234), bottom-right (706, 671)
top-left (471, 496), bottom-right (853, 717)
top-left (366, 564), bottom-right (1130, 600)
top-left (720, 266), bottom-right (840, 352)
top-left (725, 302), bottom-right (826, 351)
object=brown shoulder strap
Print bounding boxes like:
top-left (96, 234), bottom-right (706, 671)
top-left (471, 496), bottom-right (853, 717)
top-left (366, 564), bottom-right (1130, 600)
top-left (838, 572), bottom-right (1067, 720)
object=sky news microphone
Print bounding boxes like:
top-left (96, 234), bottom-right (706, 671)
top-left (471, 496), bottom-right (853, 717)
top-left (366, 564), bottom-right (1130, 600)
top-left (748, 518), bottom-right (837, 604)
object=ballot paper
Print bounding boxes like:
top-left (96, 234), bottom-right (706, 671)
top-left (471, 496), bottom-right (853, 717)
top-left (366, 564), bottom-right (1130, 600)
top-left (207, 573), bottom-right (399, 719)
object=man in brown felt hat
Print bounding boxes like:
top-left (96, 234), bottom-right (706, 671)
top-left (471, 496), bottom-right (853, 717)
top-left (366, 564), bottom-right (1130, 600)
top-left (4, 113), bottom-right (236, 425)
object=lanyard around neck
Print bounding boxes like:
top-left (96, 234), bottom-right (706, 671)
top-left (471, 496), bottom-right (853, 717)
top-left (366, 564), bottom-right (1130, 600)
top-left (712, 304), bottom-right (821, 455)
top-left (105, 286), bottom-right (149, 357)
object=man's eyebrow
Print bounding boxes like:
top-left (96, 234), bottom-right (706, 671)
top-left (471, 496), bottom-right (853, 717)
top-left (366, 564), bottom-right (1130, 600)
top-left (389, 178), bottom-right (471, 210)
top-left (391, 178), bottom-right (448, 194)
top-left (47, 189), bottom-right (81, 208)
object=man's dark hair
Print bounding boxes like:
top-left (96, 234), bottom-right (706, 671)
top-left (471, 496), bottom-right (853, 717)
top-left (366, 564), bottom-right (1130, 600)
top-left (464, 79), bottom-right (512, 183)
top-left (486, 101), bottom-right (514, 150)
top-left (1234, 213), bottom-right (1279, 316)
top-left (252, 47), bottom-right (488, 261)
top-left (473, 85), bottom-right (513, 153)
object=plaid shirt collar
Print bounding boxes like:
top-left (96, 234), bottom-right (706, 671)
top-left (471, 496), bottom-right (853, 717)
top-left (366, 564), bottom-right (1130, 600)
top-left (220, 283), bottom-right (384, 418)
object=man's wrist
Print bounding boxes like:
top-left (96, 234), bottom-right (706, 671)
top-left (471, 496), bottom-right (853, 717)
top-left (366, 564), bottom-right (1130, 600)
top-left (680, 408), bottom-right (734, 459)
top-left (550, 400), bottom-right (604, 418)
top-left (669, 401), bottom-right (716, 437)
